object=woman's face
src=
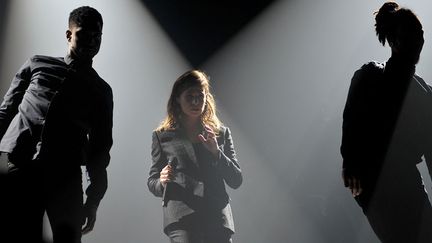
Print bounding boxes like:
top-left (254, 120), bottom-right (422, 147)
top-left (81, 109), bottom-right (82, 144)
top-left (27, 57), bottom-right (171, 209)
top-left (177, 85), bottom-right (206, 119)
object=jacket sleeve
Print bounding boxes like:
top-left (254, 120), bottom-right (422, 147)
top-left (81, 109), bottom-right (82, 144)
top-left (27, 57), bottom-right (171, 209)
top-left (0, 58), bottom-right (32, 140)
top-left (148, 130), bottom-right (166, 197)
top-left (85, 86), bottom-right (114, 208)
top-left (214, 127), bottom-right (242, 189)
top-left (340, 65), bottom-right (371, 175)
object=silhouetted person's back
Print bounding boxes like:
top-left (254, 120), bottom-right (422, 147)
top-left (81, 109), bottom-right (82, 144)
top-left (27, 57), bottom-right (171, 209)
top-left (341, 2), bottom-right (432, 242)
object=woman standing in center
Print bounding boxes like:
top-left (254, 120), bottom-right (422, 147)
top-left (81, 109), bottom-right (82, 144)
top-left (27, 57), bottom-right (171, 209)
top-left (148, 70), bottom-right (242, 243)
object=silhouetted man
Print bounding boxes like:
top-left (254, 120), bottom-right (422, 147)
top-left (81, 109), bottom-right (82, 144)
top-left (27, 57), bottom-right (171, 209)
top-left (341, 2), bottom-right (432, 242)
top-left (0, 6), bottom-right (113, 243)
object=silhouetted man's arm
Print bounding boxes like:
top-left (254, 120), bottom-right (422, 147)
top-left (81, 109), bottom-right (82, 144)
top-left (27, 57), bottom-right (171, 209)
top-left (0, 59), bottom-right (32, 139)
top-left (82, 85), bottom-right (113, 234)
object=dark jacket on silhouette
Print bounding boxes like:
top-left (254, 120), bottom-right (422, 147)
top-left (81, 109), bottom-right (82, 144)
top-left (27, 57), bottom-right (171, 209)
top-left (0, 54), bottom-right (113, 206)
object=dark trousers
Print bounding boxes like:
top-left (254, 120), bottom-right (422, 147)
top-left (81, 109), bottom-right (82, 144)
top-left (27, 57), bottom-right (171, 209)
top-left (356, 166), bottom-right (432, 243)
top-left (0, 153), bottom-right (83, 243)
top-left (166, 213), bottom-right (233, 243)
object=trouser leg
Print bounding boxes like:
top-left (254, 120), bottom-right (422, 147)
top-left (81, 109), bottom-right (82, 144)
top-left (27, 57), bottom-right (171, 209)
top-left (358, 169), bottom-right (432, 243)
top-left (166, 216), bottom-right (234, 243)
top-left (168, 229), bottom-right (201, 243)
top-left (203, 227), bottom-right (233, 243)
top-left (45, 172), bottom-right (83, 243)
top-left (1, 153), bottom-right (45, 243)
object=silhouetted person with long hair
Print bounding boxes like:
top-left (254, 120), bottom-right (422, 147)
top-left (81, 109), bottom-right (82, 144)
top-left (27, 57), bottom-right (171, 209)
top-left (0, 6), bottom-right (113, 243)
top-left (341, 2), bottom-right (432, 242)
top-left (148, 70), bottom-right (242, 243)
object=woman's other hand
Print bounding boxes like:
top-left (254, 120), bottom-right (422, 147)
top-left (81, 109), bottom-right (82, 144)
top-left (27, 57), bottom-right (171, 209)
top-left (198, 125), bottom-right (219, 157)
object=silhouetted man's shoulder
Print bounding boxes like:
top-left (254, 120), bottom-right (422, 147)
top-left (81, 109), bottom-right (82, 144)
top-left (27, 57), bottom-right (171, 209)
top-left (28, 55), bottom-right (65, 65)
top-left (350, 61), bottom-right (385, 87)
top-left (360, 61), bottom-right (385, 72)
top-left (412, 74), bottom-right (432, 95)
top-left (355, 61), bottom-right (384, 78)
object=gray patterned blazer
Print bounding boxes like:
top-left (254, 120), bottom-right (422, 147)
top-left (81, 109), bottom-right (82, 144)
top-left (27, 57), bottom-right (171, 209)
top-left (148, 125), bottom-right (242, 233)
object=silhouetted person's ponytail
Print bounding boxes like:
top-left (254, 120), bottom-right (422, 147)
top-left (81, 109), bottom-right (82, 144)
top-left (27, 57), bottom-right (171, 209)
top-left (374, 2), bottom-right (422, 46)
top-left (375, 2), bottom-right (399, 45)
